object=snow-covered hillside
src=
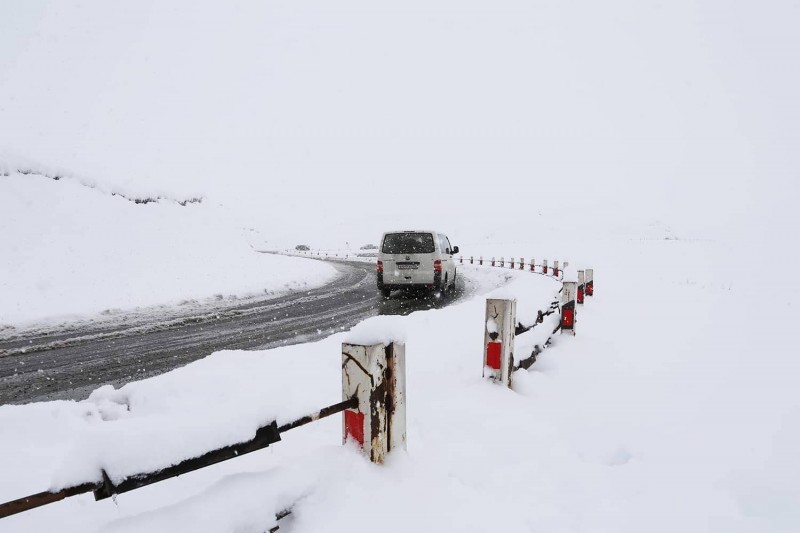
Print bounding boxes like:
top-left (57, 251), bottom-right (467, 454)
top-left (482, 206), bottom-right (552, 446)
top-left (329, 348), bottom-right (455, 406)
top-left (0, 171), bottom-right (336, 327)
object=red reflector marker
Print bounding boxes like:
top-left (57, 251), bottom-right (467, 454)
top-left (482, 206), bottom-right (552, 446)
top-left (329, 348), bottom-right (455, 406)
top-left (486, 342), bottom-right (502, 370)
top-left (577, 288), bottom-right (584, 304)
top-left (433, 260), bottom-right (442, 272)
top-left (562, 309), bottom-right (574, 328)
top-left (344, 409), bottom-right (365, 446)
top-left (376, 260), bottom-right (383, 273)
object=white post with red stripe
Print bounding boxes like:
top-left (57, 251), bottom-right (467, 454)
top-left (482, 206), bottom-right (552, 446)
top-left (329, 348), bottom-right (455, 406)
top-left (500, 257), bottom-right (505, 268)
top-left (586, 268), bottom-right (594, 297)
top-left (577, 270), bottom-right (585, 305)
top-left (483, 298), bottom-right (516, 388)
top-left (530, 257), bottom-right (536, 272)
top-left (510, 257), bottom-right (515, 269)
top-left (561, 282), bottom-right (577, 335)
top-left (553, 260), bottom-right (560, 277)
top-left (342, 341), bottom-right (407, 463)
top-left (543, 259), bottom-right (548, 274)
top-left (520, 258), bottom-right (525, 270)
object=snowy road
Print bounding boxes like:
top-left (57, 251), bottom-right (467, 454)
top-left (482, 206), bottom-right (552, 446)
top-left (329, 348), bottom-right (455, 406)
top-left (0, 261), bottom-right (469, 405)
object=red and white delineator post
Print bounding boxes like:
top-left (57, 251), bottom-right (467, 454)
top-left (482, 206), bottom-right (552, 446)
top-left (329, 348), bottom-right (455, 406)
top-left (530, 258), bottom-right (536, 272)
top-left (519, 258), bottom-right (525, 270)
top-left (561, 282), bottom-right (577, 335)
top-left (491, 257), bottom-right (496, 267)
top-left (479, 256), bottom-right (483, 266)
top-left (577, 270), bottom-right (585, 305)
top-left (483, 298), bottom-right (516, 388)
top-left (553, 260), bottom-right (560, 277)
top-left (586, 268), bottom-right (594, 296)
top-left (470, 256), bottom-right (474, 265)
top-left (510, 257), bottom-right (515, 269)
top-left (500, 257), bottom-right (505, 268)
top-left (543, 259), bottom-right (548, 275)
top-left (342, 342), bottom-right (407, 464)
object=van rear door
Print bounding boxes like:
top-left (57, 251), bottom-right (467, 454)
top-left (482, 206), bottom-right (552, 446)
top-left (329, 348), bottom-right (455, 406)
top-left (381, 232), bottom-right (436, 285)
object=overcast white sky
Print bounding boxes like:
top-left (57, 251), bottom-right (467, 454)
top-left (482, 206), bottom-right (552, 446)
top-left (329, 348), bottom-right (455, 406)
top-left (1, 0), bottom-right (797, 245)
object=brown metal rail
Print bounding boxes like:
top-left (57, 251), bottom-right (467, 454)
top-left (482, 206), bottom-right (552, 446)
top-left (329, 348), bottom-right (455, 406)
top-left (0, 396), bottom-right (358, 519)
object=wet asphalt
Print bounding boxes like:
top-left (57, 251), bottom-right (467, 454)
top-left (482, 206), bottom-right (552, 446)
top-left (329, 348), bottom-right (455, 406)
top-left (0, 261), bottom-right (468, 405)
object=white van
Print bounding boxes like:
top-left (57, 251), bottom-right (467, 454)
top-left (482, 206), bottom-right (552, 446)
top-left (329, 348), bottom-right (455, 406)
top-left (376, 230), bottom-right (459, 298)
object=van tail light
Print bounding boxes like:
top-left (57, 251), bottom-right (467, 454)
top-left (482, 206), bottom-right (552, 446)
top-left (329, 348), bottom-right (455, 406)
top-left (433, 260), bottom-right (442, 272)
top-left (377, 260), bottom-right (383, 273)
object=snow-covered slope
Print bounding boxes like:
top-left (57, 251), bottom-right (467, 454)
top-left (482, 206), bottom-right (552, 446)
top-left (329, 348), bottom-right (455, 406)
top-left (0, 171), bottom-right (336, 327)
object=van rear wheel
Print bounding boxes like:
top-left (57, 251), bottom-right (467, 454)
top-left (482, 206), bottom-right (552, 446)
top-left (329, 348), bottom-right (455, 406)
top-left (380, 287), bottom-right (392, 298)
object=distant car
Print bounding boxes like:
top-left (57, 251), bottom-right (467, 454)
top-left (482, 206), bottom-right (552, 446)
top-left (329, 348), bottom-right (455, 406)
top-left (295, 244), bottom-right (310, 251)
top-left (360, 244), bottom-right (377, 250)
top-left (376, 230), bottom-right (459, 298)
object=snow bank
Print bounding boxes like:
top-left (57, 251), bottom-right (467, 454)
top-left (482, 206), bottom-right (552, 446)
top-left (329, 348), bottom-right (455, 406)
top-left (0, 172), bottom-right (337, 327)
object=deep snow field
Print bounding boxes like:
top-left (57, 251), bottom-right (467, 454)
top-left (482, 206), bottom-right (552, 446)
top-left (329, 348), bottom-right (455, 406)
top-left (1, 230), bottom-right (798, 532)
top-left (2, 0), bottom-right (799, 531)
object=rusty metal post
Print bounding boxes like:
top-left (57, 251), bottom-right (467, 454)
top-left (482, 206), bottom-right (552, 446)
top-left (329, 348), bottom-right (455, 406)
top-left (577, 270), bottom-right (585, 305)
top-left (586, 268), bottom-right (594, 296)
top-left (561, 282), bottom-right (577, 335)
top-left (342, 342), bottom-right (406, 463)
top-left (483, 299), bottom-right (516, 388)
top-left (543, 259), bottom-right (548, 274)
top-left (553, 260), bottom-right (560, 277)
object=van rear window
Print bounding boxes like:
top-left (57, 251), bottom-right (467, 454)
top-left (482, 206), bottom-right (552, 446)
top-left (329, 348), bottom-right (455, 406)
top-left (382, 233), bottom-right (435, 254)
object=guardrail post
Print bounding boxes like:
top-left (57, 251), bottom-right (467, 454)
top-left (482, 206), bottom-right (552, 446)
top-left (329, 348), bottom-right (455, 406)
top-left (480, 256), bottom-right (483, 266)
top-left (500, 257), bottom-right (505, 267)
top-left (586, 268), bottom-right (594, 296)
top-left (460, 256), bottom-right (463, 264)
top-left (553, 260), bottom-right (560, 277)
top-left (520, 258), bottom-right (525, 270)
top-left (543, 259), bottom-right (548, 274)
top-left (342, 342), bottom-right (407, 463)
top-left (561, 282), bottom-right (577, 335)
top-left (492, 257), bottom-right (496, 267)
top-left (483, 299), bottom-right (516, 388)
top-left (530, 258), bottom-right (535, 272)
top-left (470, 256), bottom-right (474, 265)
top-left (577, 270), bottom-right (585, 305)
top-left (510, 257), bottom-right (515, 269)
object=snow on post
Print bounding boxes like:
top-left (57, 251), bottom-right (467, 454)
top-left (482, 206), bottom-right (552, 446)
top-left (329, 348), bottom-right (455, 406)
top-left (530, 257), bottom-right (535, 272)
top-left (543, 259), bottom-right (548, 274)
top-left (561, 282), bottom-right (577, 335)
top-left (500, 257), bottom-right (505, 268)
top-left (520, 258), bottom-right (525, 270)
top-left (342, 342), bottom-right (407, 464)
top-left (586, 268), bottom-right (594, 296)
top-left (483, 299), bottom-right (516, 388)
top-left (553, 260), bottom-right (560, 277)
top-left (577, 270), bottom-right (585, 305)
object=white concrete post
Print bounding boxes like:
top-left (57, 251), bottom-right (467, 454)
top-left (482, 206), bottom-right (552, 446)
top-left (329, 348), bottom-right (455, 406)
top-left (577, 270), bottom-right (585, 305)
top-left (561, 282), bottom-right (577, 335)
top-left (483, 299), bottom-right (516, 388)
top-left (543, 259), bottom-right (548, 274)
top-left (586, 268), bottom-right (594, 297)
top-left (553, 260), bottom-right (560, 277)
top-left (342, 342), bottom-right (407, 463)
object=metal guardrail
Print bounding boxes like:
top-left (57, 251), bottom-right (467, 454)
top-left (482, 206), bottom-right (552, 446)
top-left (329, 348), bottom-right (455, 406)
top-left (0, 396), bottom-right (358, 520)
